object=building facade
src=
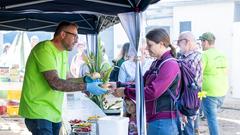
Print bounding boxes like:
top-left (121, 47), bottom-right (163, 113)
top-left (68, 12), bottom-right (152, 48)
top-left (146, 0), bottom-right (240, 98)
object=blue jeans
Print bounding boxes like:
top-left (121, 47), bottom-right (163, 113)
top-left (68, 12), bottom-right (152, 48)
top-left (147, 119), bottom-right (179, 135)
top-left (25, 118), bottom-right (62, 135)
top-left (194, 114), bottom-right (200, 129)
top-left (183, 116), bottom-right (194, 135)
top-left (177, 116), bottom-right (194, 135)
top-left (202, 96), bottom-right (224, 135)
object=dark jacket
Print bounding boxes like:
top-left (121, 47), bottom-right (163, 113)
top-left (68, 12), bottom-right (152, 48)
top-left (124, 51), bottom-right (181, 122)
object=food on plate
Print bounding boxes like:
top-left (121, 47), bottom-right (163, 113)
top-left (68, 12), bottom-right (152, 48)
top-left (69, 119), bottom-right (92, 134)
top-left (87, 115), bottom-right (100, 121)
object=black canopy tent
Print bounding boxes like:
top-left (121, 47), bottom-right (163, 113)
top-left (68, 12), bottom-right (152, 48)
top-left (0, 1), bottom-right (160, 135)
top-left (0, 11), bottom-right (119, 34)
top-left (1, 0), bottom-right (156, 15)
top-left (0, 0), bottom-right (158, 34)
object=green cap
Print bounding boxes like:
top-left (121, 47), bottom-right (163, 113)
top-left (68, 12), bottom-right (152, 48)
top-left (199, 32), bottom-right (215, 42)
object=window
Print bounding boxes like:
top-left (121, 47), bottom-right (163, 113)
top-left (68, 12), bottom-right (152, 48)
top-left (234, 1), bottom-right (240, 22)
top-left (180, 21), bottom-right (191, 33)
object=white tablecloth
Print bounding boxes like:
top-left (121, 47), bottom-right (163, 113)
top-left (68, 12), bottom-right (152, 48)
top-left (61, 92), bottom-right (106, 134)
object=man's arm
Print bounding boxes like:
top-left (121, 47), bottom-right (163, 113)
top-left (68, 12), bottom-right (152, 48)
top-left (43, 70), bottom-right (85, 92)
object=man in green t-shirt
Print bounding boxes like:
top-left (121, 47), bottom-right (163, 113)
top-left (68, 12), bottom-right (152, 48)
top-left (199, 32), bottom-right (229, 135)
top-left (19, 21), bottom-right (107, 135)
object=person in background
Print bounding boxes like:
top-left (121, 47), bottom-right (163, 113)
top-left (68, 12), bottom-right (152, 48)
top-left (118, 42), bottom-right (154, 83)
top-left (101, 45), bottom-right (111, 71)
top-left (30, 35), bottom-right (39, 48)
top-left (0, 43), bottom-right (11, 66)
top-left (69, 42), bottom-right (88, 78)
top-left (118, 42), bottom-right (154, 116)
top-left (19, 21), bottom-right (107, 135)
top-left (109, 42), bottom-right (130, 82)
top-left (177, 31), bottom-right (202, 135)
top-left (199, 32), bottom-right (229, 135)
top-left (102, 44), bottom-right (110, 64)
top-left (113, 28), bottom-right (181, 135)
top-left (125, 97), bottom-right (137, 135)
top-left (140, 42), bottom-right (156, 74)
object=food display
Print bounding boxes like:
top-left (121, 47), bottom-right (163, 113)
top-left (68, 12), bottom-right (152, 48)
top-left (0, 67), bottom-right (10, 82)
top-left (88, 115), bottom-right (100, 122)
top-left (9, 65), bottom-right (20, 82)
top-left (69, 116), bottom-right (101, 135)
top-left (69, 119), bottom-right (92, 135)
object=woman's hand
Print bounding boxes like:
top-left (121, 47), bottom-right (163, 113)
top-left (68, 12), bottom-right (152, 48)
top-left (112, 87), bottom-right (125, 97)
top-left (102, 82), bottom-right (117, 93)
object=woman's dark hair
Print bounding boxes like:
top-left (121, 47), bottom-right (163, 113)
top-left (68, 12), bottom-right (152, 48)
top-left (122, 42), bottom-right (130, 59)
top-left (146, 28), bottom-right (176, 57)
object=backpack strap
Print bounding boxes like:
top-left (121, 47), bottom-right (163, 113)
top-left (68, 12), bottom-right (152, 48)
top-left (167, 88), bottom-right (178, 102)
top-left (155, 57), bottom-right (181, 119)
top-left (156, 58), bottom-right (177, 74)
top-left (156, 57), bottom-right (179, 101)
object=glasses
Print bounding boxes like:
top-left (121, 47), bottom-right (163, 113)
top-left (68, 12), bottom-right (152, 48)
top-left (63, 31), bottom-right (78, 39)
top-left (176, 39), bottom-right (188, 45)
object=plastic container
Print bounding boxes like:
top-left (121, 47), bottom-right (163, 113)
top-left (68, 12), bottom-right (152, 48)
top-left (7, 106), bottom-right (19, 116)
top-left (7, 90), bottom-right (21, 100)
top-left (97, 116), bottom-right (129, 135)
top-left (0, 106), bottom-right (7, 115)
top-left (72, 130), bottom-right (91, 135)
top-left (0, 99), bottom-right (7, 115)
top-left (0, 67), bottom-right (10, 82)
top-left (0, 91), bottom-right (7, 98)
top-left (88, 120), bottom-right (98, 135)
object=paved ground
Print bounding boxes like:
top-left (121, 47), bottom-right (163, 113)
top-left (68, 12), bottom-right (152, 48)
top-left (0, 117), bottom-right (31, 135)
top-left (198, 96), bottom-right (240, 135)
top-left (0, 96), bottom-right (240, 135)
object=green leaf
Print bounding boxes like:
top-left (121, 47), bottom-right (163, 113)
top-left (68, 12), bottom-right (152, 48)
top-left (102, 66), bottom-right (113, 83)
top-left (96, 38), bottom-right (103, 72)
top-left (90, 95), bottom-right (104, 110)
top-left (84, 37), bottom-right (115, 111)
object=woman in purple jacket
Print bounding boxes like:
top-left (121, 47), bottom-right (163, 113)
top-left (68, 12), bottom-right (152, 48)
top-left (113, 28), bottom-right (181, 135)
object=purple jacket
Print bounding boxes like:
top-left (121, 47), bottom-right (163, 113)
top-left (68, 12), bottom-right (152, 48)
top-left (124, 51), bottom-right (181, 122)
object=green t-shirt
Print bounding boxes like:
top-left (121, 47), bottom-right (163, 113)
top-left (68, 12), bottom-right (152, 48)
top-left (19, 40), bottom-right (68, 122)
top-left (202, 48), bottom-right (229, 97)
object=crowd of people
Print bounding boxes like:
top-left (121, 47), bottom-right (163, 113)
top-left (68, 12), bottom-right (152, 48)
top-left (17, 21), bottom-right (229, 135)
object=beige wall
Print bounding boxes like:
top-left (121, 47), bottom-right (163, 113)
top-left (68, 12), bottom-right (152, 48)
top-left (172, 2), bottom-right (238, 97)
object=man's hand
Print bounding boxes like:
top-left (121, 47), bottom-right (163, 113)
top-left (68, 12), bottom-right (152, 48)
top-left (182, 115), bottom-right (188, 124)
top-left (86, 82), bottom-right (107, 95)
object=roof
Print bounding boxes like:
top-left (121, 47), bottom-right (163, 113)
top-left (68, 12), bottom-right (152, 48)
top-left (0, 11), bottom-right (119, 34)
top-left (0, 0), bottom-right (160, 33)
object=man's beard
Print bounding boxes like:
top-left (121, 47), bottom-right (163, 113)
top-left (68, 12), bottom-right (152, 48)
top-left (62, 42), bottom-right (72, 51)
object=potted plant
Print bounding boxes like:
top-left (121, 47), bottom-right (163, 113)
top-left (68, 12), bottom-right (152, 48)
top-left (82, 39), bottom-right (121, 112)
